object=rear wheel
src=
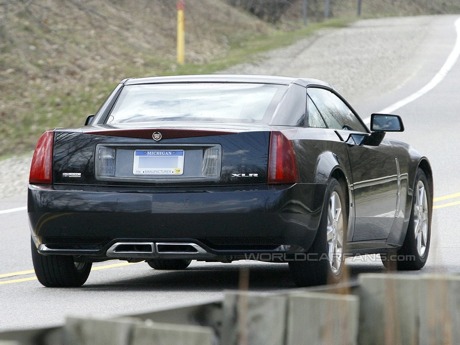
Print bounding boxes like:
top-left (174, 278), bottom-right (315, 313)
top-left (147, 259), bottom-right (191, 270)
top-left (382, 168), bottom-right (431, 270)
top-left (289, 178), bottom-right (347, 287)
top-left (31, 239), bottom-right (92, 287)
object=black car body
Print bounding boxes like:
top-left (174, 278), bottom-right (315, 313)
top-left (28, 75), bottom-right (433, 287)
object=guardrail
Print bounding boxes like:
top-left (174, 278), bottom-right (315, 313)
top-left (1, 273), bottom-right (459, 344)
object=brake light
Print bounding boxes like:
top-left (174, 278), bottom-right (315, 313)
top-left (29, 131), bottom-right (54, 184)
top-left (268, 131), bottom-right (299, 184)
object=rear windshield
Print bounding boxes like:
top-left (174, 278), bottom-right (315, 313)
top-left (106, 83), bottom-right (288, 125)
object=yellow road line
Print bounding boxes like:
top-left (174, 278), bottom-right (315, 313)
top-left (0, 277), bottom-right (36, 285)
top-left (0, 262), bottom-right (137, 286)
top-left (433, 192), bottom-right (460, 209)
top-left (434, 192), bottom-right (460, 202)
top-left (92, 262), bottom-right (134, 271)
top-left (0, 269), bottom-right (35, 279)
top-left (433, 200), bottom-right (460, 210)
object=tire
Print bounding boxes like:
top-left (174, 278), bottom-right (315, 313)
top-left (147, 259), bottom-right (191, 270)
top-left (31, 239), bottom-right (92, 287)
top-left (289, 178), bottom-right (347, 287)
top-left (382, 168), bottom-right (432, 270)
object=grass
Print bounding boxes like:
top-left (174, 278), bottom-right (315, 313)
top-left (174, 18), bottom-right (349, 75)
top-left (4, 0), bottom-right (459, 159)
top-left (0, 18), bottom-right (350, 159)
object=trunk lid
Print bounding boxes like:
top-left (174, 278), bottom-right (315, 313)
top-left (52, 126), bottom-right (271, 186)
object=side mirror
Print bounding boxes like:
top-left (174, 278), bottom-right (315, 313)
top-left (362, 114), bottom-right (404, 146)
top-left (370, 113), bottom-right (404, 132)
top-left (85, 115), bottom-right (95, 126)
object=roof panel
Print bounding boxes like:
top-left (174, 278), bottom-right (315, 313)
top-left (123, 74), bottom-right (329, 88)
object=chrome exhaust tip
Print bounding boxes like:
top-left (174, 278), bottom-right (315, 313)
top-left (155, 242), bottom-right (207, 255)
top-left (106, 242), bottom-right (155, 258)
top-left (106, 241), bottom-right (211, 259)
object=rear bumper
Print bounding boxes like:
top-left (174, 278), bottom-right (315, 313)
top-left (28, 183), bottom-right (327, 261)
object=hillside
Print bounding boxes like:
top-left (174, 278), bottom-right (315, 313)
top-left (1, 0), bottom-right (460, 157)
top-left (0, 0), bottom-right (271, 156)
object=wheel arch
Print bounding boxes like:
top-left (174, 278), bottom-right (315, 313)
top-left (313, 151), bottom-right (349, 185)
top-left (406, 157), bottom-right (433, 218)
top-left (383, 157), bottom-right (433, 270)
top-left (392, 156), bottom-right (433, 248)
top-left (313, 151), bottom-right (352, 216)
top-left (417, 158), bottom-right (433, 204)
top-left (330, 168), bottom-right (350, 210)
top-left (313, 151), bottom-right (353, 243)
top-left (330, 167), bottom-right (353, 244)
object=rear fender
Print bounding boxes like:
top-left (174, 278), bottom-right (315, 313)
top-left (313, 151), bottom-right (340, 185)
top-left (313, 151), bottom-right (354, 242)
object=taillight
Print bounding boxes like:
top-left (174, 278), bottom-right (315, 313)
top-left (268, 131), bottom-right (299, 184)
top-left (29, 131), bottom-right (54, 184)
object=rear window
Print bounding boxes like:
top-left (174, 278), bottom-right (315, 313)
top-left (106, 83), bottom-right (288, 125)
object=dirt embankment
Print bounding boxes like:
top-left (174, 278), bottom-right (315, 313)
top-left (0, 0), bottom-right (271, 155)
top-left (0, 15), bottom-right (447, 199)
top-left (1, 0), bottom-right (460, 158)
top-left (1, 0), bottom-right (459, 199)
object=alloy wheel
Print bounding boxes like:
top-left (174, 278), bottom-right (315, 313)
top-left (327, 191), bottom-right (344, 275)
top-left (414, 180), bottom-right (429, 257)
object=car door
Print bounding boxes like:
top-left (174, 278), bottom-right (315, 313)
top-left (307, 87), bottom-right (400, 242)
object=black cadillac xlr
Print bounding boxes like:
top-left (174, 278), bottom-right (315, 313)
top-left (28, 75), bottom-right (433, 287)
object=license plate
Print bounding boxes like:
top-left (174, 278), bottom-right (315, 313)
top-left (133, 150), bottom-right (184, 175)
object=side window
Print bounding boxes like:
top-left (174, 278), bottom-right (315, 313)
top-left (307, 88), bottom-right (367, 132)
top-left (306, 95), bottom-right (327, 128)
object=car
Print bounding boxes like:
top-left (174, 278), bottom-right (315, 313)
top-left (28, 75), bottom-right (433, 287)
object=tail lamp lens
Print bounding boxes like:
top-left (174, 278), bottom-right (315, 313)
top-left (268, 131), bottom-right (299, 184)
top-left (29, 131), bottom-right (54, 184)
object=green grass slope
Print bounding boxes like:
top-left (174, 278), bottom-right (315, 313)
top-left (1, 0), bottom-right (459, 157)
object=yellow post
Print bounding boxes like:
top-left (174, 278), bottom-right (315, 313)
top-left (177, 0), bottom-right (185, 65)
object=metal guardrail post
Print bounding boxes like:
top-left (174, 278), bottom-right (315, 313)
top-left (324, 0), bottom-right (330, 19)
top-left (177, 0), bottom-right (185, 65)
top-left (303, 0), bottom-right (308, 25)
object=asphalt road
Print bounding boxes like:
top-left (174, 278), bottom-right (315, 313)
top-left (1, 15), bottom-right (460, 332)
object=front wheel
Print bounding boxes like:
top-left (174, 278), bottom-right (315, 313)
top-left (382, 168), bottom-right (432, 270)
top-left (289, 178), bottom-right (347, 287)
top-left (31, 239), bottom-right (92, 287)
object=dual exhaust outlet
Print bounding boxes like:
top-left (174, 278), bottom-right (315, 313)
top-left (106, 241), bottom-right (209, 259)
